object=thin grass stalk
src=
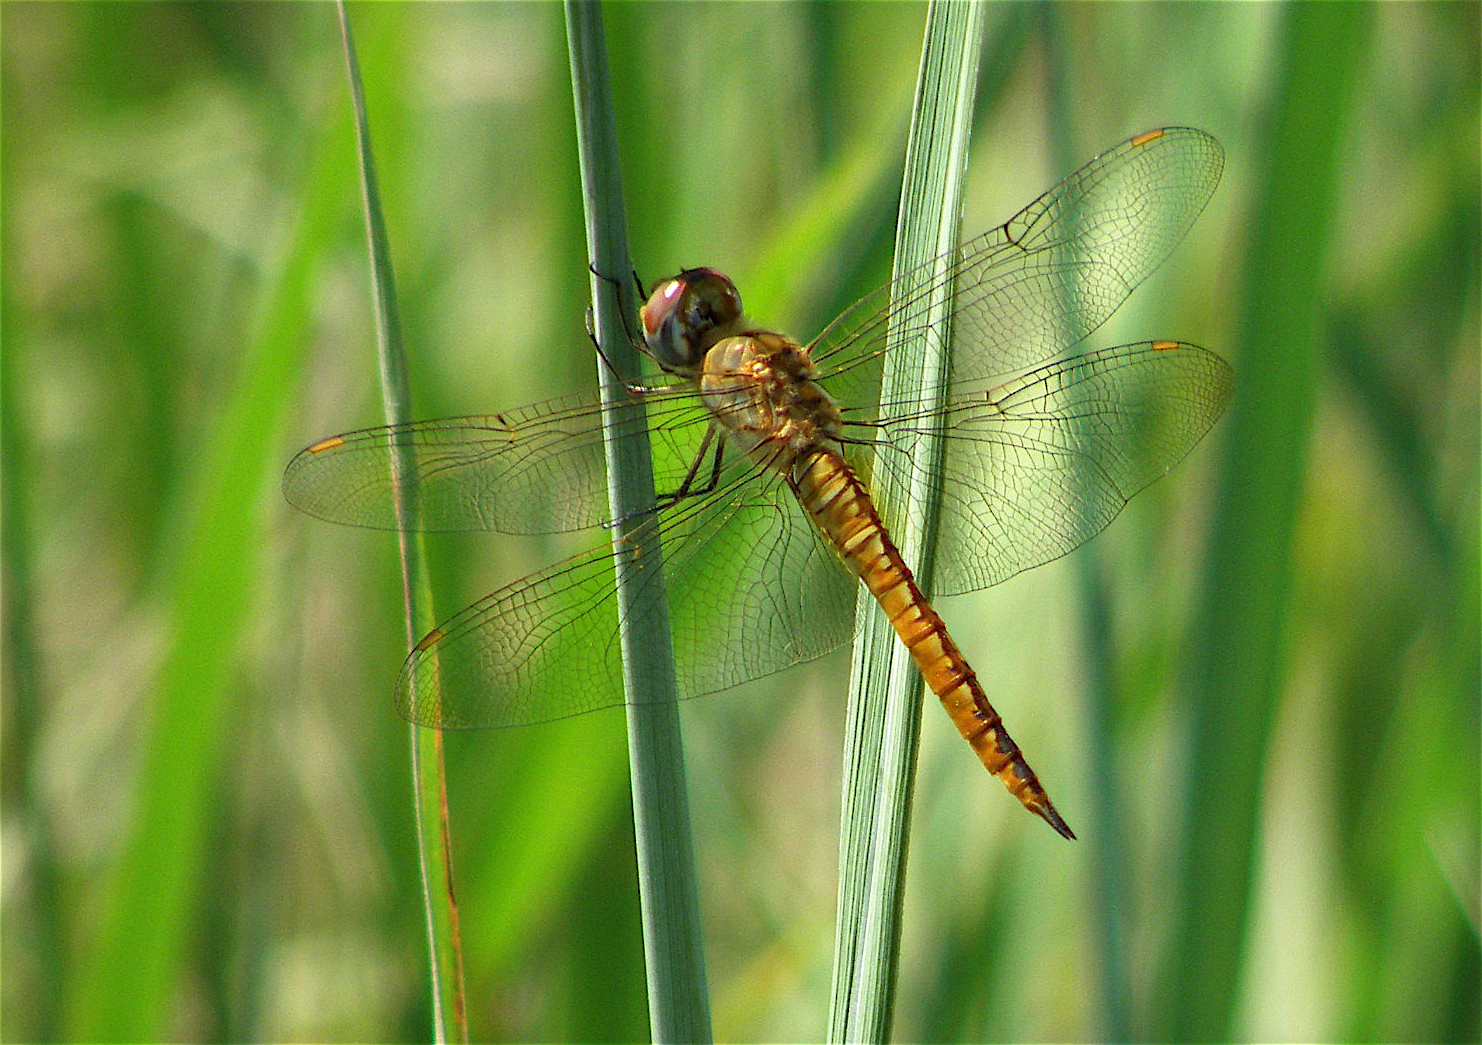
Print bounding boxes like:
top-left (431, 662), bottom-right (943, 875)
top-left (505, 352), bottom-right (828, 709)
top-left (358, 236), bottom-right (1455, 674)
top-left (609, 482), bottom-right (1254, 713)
top-left (828, 3), bottom-right (986, 1040)
top-left (565, 3), bottom-right (711, 1041)
top-left (335, 6), bottom-right (466, 1040)
top-left (1, 292), bottom-right (64, 1042)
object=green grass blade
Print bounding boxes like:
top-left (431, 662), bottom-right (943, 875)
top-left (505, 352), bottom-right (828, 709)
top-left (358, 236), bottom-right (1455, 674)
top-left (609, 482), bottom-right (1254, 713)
top-left (1156, 4), bottom-right (1376, 1039)
top-left (1034, 9), bottom-right (1134, 1039)
top-left (61, 45), bottom-right (351, 1045)
top-left (565, 4), bottom-right (711, 1041)
top-left (828, 3), bottom-right (986, 1039)
top-left (335, 6), bottom-right (465, 1040)
top-left (0, 265), bottom-right (64, 1044)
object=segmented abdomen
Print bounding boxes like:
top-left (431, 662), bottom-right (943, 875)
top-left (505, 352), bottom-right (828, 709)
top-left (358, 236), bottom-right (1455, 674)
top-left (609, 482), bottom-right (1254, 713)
top-left (791, 448), bottom-right (1075, 840)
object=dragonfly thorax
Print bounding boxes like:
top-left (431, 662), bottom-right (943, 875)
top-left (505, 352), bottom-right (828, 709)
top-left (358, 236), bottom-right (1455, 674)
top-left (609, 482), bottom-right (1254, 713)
top-left (700, 331), bottom-right (843, 471)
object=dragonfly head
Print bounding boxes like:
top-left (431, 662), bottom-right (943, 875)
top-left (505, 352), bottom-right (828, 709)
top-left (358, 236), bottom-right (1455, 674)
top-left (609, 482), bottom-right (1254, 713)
top-left (640, 267), bottom-right (744, 373)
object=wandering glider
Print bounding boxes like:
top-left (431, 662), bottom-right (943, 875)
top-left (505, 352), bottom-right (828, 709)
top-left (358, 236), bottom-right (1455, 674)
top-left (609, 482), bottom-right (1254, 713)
top-left (285, 127), bottom-right (1231, 839)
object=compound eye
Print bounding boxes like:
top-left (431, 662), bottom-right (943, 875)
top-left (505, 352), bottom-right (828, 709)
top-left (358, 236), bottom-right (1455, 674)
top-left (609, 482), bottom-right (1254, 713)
top-left (639, 268), bottom-right (742, 371)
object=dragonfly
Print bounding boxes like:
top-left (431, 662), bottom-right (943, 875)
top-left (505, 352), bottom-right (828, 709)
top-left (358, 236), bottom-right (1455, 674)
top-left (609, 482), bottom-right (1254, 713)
top-left (285, 126), bottom-right (1232, 840)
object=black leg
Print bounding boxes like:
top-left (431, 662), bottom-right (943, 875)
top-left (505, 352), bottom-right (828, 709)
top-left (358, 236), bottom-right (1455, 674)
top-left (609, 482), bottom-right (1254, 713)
top-left (587, 262), bottom-right (651, 385)
top-left (605, 424), bottom-right (727, 529)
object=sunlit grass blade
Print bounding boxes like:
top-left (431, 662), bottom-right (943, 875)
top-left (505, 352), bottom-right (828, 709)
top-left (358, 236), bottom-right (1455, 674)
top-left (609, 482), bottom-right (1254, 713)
top-left (335, 5), bottom-right (466, 1040)
top-left (828, 2), bottom-right (987, 1040)
top-left (565, 3), bottom-right (711, 1041)
top-left (1155, 4), bottom-right (1375, 1040)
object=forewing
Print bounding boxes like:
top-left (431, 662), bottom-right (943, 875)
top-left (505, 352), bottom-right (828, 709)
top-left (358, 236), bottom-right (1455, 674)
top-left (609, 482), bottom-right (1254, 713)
top-left (811, 127), bottom-right (1225, 417)
top-left (283, 380), bottom-right (714, 535)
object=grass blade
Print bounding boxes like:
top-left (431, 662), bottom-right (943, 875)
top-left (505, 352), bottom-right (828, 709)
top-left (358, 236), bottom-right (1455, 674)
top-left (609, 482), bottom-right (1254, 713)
top-left (1156, 4), bottom-right (1375, 1039)
top-left (61, 31), bottom-right (350, 1044)
top-left (335, 6), bottom-right (466, 1040)
top-left (565, 4), bottom-right (711, 1040)
top-left (828, 2), bottom-right (986, 1039)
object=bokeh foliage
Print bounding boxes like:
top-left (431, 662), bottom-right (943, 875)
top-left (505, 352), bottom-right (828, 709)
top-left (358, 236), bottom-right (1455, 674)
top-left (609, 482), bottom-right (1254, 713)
top-left (3, 3), bottom-right (1476, 1042)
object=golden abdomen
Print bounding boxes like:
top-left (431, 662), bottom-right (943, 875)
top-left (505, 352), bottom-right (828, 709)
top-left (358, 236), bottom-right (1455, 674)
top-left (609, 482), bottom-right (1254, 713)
top-left (790, 447), bottom-right (1075, 839)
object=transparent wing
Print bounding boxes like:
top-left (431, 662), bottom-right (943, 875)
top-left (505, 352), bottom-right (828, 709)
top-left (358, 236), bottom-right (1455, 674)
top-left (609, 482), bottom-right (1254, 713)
top-left (803, 127), bottom-right (1228, 593)
top-left (397, 451), bottom-right (857, 728)
top-left (813, 127), bottom-right (1225, 419)
top-left (866, 341), bottom-right (1234, 597)
top-left (390, 335), bottom-right (1234, 729)
top-left (282, 379), bottom-right (715, 535)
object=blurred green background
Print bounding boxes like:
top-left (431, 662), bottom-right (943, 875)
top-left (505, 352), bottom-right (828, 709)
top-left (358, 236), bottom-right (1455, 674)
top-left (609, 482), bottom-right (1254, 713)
top-left (3, 2), bottom-right (1476, 1042)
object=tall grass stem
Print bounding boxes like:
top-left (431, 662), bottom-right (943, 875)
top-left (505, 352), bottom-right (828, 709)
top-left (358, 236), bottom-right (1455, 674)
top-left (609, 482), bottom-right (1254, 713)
top-left (828, 3), bottom-right (986, 1039)
top-left (337, 5), bottom-right (467, 1040)
top-left (1158, 4), bottom-right (1374, 1039)
top-left (566, 3), bottom-right (712, 1040)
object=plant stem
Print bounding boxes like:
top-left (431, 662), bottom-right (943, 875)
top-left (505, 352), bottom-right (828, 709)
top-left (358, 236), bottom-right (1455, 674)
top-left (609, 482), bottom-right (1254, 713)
top-left (337, 5), bottom-right (466, 1040)
top-left (829, 2), bottom-right (986, 1040)
top-left (565, 4), bottom-right (711, 1041)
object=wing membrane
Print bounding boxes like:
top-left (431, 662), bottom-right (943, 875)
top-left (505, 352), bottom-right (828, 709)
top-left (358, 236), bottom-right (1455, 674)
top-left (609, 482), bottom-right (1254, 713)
top-left (283, 380), bottom-right (714, 534)
top-left (398, 451), bottom-right (857, 728)
top-left (813, 127), bottom-right (1224, 418)
top-left (870, 341), bottom-right (1233, 596)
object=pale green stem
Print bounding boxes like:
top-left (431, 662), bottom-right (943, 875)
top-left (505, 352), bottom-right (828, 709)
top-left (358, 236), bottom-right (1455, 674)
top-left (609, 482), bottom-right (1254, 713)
top-left (337, 5), bottom-right (466, 1041)
top-left (828, 2), bottom-right (986, 1040)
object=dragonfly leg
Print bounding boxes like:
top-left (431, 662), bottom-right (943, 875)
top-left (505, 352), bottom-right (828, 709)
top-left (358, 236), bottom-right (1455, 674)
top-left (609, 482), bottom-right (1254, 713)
top-left (585, 262), bottom-right (653, 385)
top-left (589, 261), bottom-right (704, 385)
top-left (586, 259), bottom-right (645, 300)
top-left (605, 423), bottom-right (727, 529)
